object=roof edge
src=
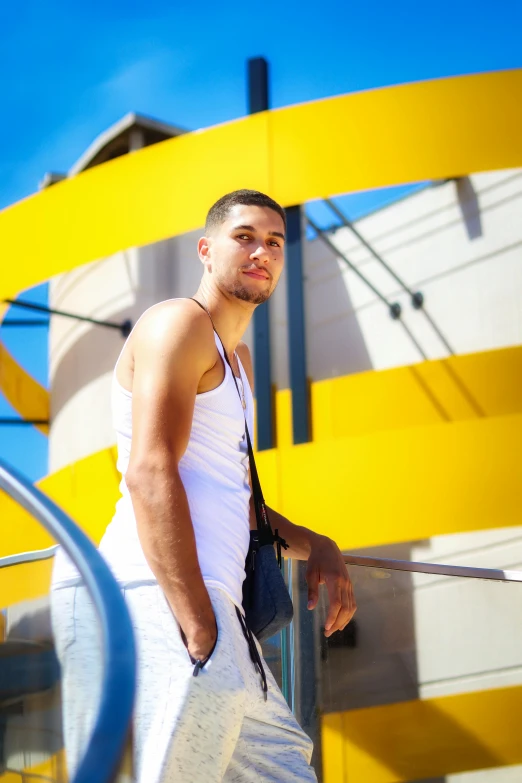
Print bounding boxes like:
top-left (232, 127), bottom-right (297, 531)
top-left (68, 112), bottom-right (187, 177)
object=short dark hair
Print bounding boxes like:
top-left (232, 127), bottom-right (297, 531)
top-left (205, 189), bottom-right (286, 234)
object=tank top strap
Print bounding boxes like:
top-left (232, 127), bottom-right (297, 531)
top-left (213, 331), bottom-right (226, 361)
top-left (213, 330), bottom-right (243, 383)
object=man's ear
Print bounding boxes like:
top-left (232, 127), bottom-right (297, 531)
top-left (198, 236), bottom-right (211, 268)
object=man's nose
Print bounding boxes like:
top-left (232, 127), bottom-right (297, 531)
top-left (251, 244), bottom-right (270, 263)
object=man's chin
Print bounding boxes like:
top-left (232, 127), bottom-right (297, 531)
top-left (230, 285), bottom-right (271, 305)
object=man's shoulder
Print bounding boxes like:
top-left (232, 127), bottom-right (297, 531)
top-left (137, 298), bottom-right (210, 334)
top-left (132, 298), bottom-right (215, 357)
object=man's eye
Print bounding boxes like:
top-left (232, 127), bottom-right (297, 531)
top-left (269, 241), bottom-right (280, 247)
top-left (238, 234), bottom-right (250, 240)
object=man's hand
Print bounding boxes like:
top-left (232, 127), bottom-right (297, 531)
top-left (306, 534), bottom-right (356, 637)
top-left (182, 612), bottom-right (218, 663)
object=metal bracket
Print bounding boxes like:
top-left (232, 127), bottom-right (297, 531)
top-left (3, 299), bottom-right (131, 338)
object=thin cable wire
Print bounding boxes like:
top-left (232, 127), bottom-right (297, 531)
top-left (307, 216), bottom-right (427, 361)
top-left (325, 198), bottom-right (417, 296)
top-left (307, 216), bottom-right (392, 308)
top-left (324, 198), bottom-right (456, 355)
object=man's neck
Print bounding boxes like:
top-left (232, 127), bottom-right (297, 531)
top-left (193, 283), bottom-right (255, 356)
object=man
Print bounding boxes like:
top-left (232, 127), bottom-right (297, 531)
top-left (51, 189), bottom-right (356, 782)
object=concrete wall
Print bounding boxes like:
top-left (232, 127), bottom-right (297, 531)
top-left (301, 167), bottom-right (522, 379)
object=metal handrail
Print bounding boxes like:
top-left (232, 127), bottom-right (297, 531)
top-left (0, 545), bottom-right (58, 568)
top-left (344, 553), bottom-right (522, 582)
top-left (0, 459), bottom-right (136, 783)
top-left (6, 543), bottom-right (522, 583)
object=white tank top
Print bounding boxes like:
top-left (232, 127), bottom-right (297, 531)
top-left (52, 303), bottom-right (254, 609)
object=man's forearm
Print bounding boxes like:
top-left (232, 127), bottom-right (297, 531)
top-left (127, 463), bottom-right (215, 654)
top-left (266, 505), bottom-right (320, 560)
top-left (266, 504), bottom-right (356, 633)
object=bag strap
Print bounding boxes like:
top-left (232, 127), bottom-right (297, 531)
top-left (189, 298), bottom-right (288, 554)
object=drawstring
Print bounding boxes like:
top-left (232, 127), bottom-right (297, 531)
top-left (235, 606), bottom-right (268, 701)
top-left (274, 529), bottom-right (289, 567)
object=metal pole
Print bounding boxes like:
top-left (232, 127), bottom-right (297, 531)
top-left (1, 319), bottom-right (49, 327)
top-left (0, 458), bottom-right (136, 783)
top-left (0, 418), bottom-right (49, 426)
top-left (286, 206), bottom-right (311, 444)
top-left (4, 298), bottom-right (131, 338)
top-left (247, 57), bottom-right (274, 450)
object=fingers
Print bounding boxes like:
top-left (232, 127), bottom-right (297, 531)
top-left (338, 580), bottom-right (357, 631)
top-left (306, 566), bottom-right (320, 610)
top-left (324, 580), bottom-right (342, 636)
top-left (324, 575), bottom-right (356, 637)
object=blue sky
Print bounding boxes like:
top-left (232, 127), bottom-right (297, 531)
top-left (0, 0), bottom-right (521, 481)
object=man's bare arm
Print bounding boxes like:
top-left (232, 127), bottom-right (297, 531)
top-left (125, 301), bottom-right (217, 661)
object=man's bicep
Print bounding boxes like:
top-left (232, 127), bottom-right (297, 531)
top-left (129, 308), bottom-right (210, 469)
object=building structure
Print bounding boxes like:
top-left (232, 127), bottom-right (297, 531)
top-left (1, 69), bottom-right (522, 782)
top-left (46, 116), bottom-right (522, 782)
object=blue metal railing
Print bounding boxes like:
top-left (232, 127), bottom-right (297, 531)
top-left (0, 458), bottom-right (136, 783)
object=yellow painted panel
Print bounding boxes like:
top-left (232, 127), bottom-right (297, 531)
top-left (0, 71), bottom-right (521, 301)
top-left (275, 388), bottom-right (294, 449)
top-left (270, 70), bottom-right (522, 205)
top-left (0, 303), bottom-right (48, 430)
top-left (412, 361), bottom-right (478, 421)
top-left (0, 112), bottom-right (270, 302)
top-left (322, 686), bottom-right (522, 783)
top-left (0, 448), bottom-right (120, 560)
top-left (311, 365), bottom-right (444, 441)
top-left (309, 344), bottom-right (522, 441)
top-left (41, 446), bottom-right (121, 544)
top-left (0, 342), bottom-right (49, 434)
top-left (0, 491), bottom-right (55, 556)
top-left (0, 558), bottom-right (53, 607)
top-left (0, 750), bottom-right (66, 783)
top-left (255, 447), bottom-right (281, 511)
top-left (446, 345), bottom-right (522, 418)
top-left (277, 414), bottom-right (522, 550)
top-left (322, 712), bottom-right (347, 783)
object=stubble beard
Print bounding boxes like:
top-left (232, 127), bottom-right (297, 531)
top-left (227, 281), bottom-right (272, 305)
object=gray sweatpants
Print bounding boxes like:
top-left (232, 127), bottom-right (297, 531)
top-left (51, 583), bottom-right (316, 782)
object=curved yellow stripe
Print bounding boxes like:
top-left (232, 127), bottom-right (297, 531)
top-left (0, 750), bottom-right (66, 783)
top-left (322, 685), bottom-right (522, 782)
top-left (0, 300), bottom-right (49, 432)
top-left (0, 340), bottom-right (49, 434)
top-left (0, 558), bottom-right (54, 608)
top-left (0, 70), bottom-right (521, 301)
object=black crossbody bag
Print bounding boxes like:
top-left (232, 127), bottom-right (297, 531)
top-left (190, 299), bottom-right (294, 642)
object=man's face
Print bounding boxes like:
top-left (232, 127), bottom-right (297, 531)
top-left (200, 204), bottom-right (285, 305)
